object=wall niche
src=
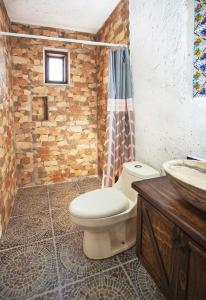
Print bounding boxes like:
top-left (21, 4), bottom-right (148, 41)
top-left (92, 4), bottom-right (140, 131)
top-left (32, 96), bottom-right (48, 121)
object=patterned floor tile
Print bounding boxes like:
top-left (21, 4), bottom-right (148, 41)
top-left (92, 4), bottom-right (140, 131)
top-left (48, 181), bottom-right (79, 196)
top-left (1, 178), bottom-right (165, 300)
top-left (0, 212), bottom-right (52, 250)
top-left (61, 265), bottom-right (137, 300)
top-left (17, 185), bottom-right (48, 197)
top-left (117, 245), bottom-right (137, 264)
top-left (29, 289), bottom-right (61, 300)
top-left (77, 177), bottom-right (101, 193)
top-left (55, 232), bottom-right (120, 286)
top-left (49, 191), bottom-right (80, 210)
top-left (123, 259), bottom-right (165, 300)
top-left (0, 240), bottom-right (58, 300)
top-left (12, 193), bottom-right (49, 217)
top-left (51, 208), bottom-right (79, 237)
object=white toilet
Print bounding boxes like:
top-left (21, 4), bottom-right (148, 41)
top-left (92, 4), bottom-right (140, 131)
top-left (69, 161), bottom-right (159, 259)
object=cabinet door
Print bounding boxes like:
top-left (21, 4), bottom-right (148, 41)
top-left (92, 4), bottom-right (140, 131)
top-left (186, 242), bottom-right (206, 300)
top-left (137, 197), bottom-right (178, 299)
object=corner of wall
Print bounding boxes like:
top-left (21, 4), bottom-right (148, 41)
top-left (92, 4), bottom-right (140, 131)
top-left (0, 0), bottom-right (17, 234)
top-left (0, 213), bottom-right (2, 239)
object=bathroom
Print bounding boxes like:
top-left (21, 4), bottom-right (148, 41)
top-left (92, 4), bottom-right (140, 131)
top-left (0, 0), bottom-right (206, 299)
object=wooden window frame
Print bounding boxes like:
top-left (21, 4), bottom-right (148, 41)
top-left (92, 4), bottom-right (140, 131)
top-left (44, 50), bottom-right (68, 84)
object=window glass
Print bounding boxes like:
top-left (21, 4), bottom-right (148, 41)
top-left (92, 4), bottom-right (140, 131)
top-left (48, 57), bottom-right (63, 82)
top-left (45, 50), bottom-right (68, 84)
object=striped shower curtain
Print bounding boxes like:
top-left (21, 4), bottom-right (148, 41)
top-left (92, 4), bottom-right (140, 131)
top-left (103, 47), bottom-right (135, 187)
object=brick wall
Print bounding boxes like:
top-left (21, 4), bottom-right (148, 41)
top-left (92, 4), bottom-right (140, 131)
top-left (11, 24), bottom-right (98, 187)
top-left (96, 0), bottom-right (129, 177)
top-left (0, 0), bottom-right (129, 233)
top-left (0, 0), bottom-right (16, 234)
top-left (1, 0), bottom-right (129, 190)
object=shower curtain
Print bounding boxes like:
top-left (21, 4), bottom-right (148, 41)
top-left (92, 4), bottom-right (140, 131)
top-left (103, 47), bottom-right (135, 187)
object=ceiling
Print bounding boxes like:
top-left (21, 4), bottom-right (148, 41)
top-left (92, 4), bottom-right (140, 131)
top-left (4, 0), bottom-right (121, 34)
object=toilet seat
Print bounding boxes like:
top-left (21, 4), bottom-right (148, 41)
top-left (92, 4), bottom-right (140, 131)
top-left (69, 188), bottom-right (129, 219)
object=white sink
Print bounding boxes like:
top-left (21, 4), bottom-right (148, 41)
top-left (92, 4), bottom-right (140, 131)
top-left (163, 159), bottom-right (206, 213)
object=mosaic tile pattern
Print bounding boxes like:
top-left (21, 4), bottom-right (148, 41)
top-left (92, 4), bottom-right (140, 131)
top-left (0, 212), bottom-right (52, 250)
top-left (0, 240), bottom-right (58, 300)
top-left (48, 181), bottom-right (79, 196)
top-left (123, 259), bottom-right (165, 300)
top-left (31, 290), bottom-right (61, 300)
top-left (193, 0), bottom-right (206, 97)
top-left (12, 193), bottom-right (49, 217)
top-left (52, 208), bottom-right (79, 237)
top-left (117, 245), bottom-right (137, 264)
top-left (56, 232), bottom-right (119, 286)
top-left (17, 185), bottom-right (48, 196)
top-left (49, 191), bottom-right (80, 209)
top-left (61, 266), bottom-right (137, 300)
top-left (0, 177), bottom-right (164, 299)
top-left (77, 177), bottom-right (101, 193)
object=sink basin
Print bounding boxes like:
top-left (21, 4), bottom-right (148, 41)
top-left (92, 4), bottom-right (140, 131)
top-left (163, 159), bottom-right (206, 213)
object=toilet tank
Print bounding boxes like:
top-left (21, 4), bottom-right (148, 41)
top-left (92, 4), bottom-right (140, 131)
top-left (114, 161), bottom-right (160, 202)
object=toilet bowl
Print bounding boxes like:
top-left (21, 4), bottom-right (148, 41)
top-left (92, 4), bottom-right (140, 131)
top-left (69, 161), bottom-right (159, 259)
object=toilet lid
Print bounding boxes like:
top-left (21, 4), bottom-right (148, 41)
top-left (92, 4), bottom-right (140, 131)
top-left (69, 188), bottom-right (130, 219)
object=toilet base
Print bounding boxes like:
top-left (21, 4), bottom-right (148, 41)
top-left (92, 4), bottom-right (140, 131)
top-left (83, 217), bottom-right (137, 259)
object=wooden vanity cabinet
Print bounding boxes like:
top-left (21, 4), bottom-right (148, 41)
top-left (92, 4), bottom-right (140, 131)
top-left (132, 177), bottom-right (206, 300)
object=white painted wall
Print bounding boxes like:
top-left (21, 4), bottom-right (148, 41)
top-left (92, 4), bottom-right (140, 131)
top-left (130, 0), bottom-right (206, 173)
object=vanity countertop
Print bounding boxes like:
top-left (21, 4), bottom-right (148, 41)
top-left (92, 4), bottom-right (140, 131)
top-left (132, 176), bottom-right (206, 249)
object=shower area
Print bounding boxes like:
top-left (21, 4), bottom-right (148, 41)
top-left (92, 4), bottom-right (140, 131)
top-left (12, 24), bottom-right (99, 187)
top-left (12, 20), bottom-right (130, 187)
top-left (0, 0), bottom-right (130, 233)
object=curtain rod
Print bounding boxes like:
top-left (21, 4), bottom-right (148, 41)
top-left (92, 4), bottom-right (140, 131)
top-left (0, 32), bottom-right (128, 48)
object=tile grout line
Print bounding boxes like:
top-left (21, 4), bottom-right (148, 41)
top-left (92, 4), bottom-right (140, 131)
top-left (47, 187), bottom-right (63, 300)
top-left (1, 186), bottom-right (83, 253)
top-left (0, 189), bottom-right (54, 253)
top-left (9, 208), bottom-right (50, 219)
top-left (121, 260), bottom-right (140, 298)
top-left (18, 175), bottom-right (100, 190)
top-left (59, 261), bottom-right (124, 289)
top-left (10, 192), bottom-right (48, 218)
top-left (26, 286), bottom-right (61, 300)
top-left (3, 179), bottom-right (139, 299)
top-left (121, 257), bottom-right (138, 266)
top-left (29, 257), bottom-right (138, 296)
top-left (1, 179), bottom-right (139, 296)
top-left (117, 254), bottom-right (138, 266)
top-left (0, 236), bottom-right (54, 253)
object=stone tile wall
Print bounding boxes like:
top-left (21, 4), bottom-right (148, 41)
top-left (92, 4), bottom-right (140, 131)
top-left (11, 23), bottom-right (98, 187)
top-left (0, 0), bottom-right (129, 201)
top-left (32, 96), bottom-right (48, 122)
top-left (0, 0), bottom-right (16, 234)
top-left (0, 0), bottom-right (129, 233)
top-left (96, 0), bottom-right (129, 177)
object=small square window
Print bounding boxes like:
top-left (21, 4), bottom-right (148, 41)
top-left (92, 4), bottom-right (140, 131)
top-left (44, 50), bottom-right (68, 84)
